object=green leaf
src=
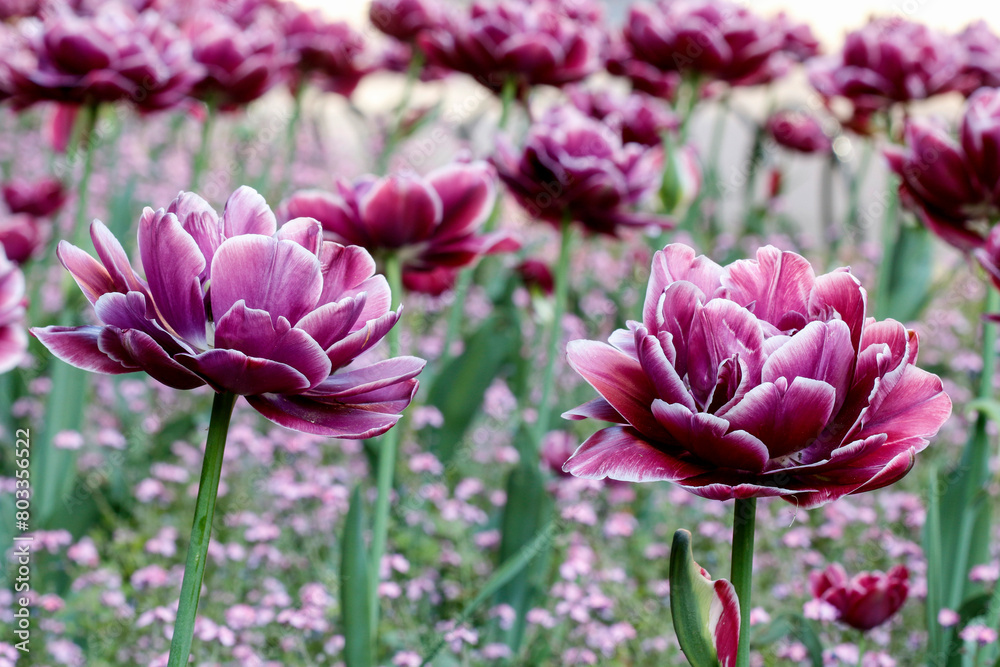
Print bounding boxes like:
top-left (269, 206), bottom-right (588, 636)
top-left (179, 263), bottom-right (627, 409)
top-left (340, 486), bottom-right (372, 667)
top-left (424, 312), bottom-right (520, 465)
top-left (493, 454), bottom-right (553, 652)
top-left (669, 529), bottom-right (739, 667)
top-left (420, 518), bottom-right (559, 666)
top-left (34, 356), bottom-right (89, 527)
top-left (878, 220), bottom-right (934, 322)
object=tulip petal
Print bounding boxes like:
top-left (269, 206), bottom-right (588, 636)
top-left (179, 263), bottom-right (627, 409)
top-left (562, 397), bottom-right (626, 423)
top-left (119, 329), bottom-right (207, 390)
top-left (651, 400), bottom-right (769, 473)
top-left (310, 356), bottom-right (425, 398)
top-left (222, 186), bottom-right (277, 237)
top-left (245, 392), bottom-right (405, 439)
top-left (295, 296), bottom-right (366, 351)
top-left (427, 162), bottom-right (496, 240)
top-left (724, 245), bottom-right (815, 331)
top-left (761, 320), bottom-right (854, 407)
top-left (56, 241), bottom-right (117, 305)
top-left (32, 325), bottom-right (133, 374)
top-left (566, 339), bottom-right (667, 439)
top-left (91, 220), bottom-right (148, 296)
top-left (359, 176), bottom-right (441, 247)
top-left (325, 308), bottom-right (400, 370)
top-left (138, 208), bottom-right (208, 346)
top-left (176, 348), bottom-right (312, 396)
top-left (808, 269), bottom-right (867, 351)
top-left (211, 235), bottom-right (323, 327)
top-left (562, 425), bottom-right (706, 482)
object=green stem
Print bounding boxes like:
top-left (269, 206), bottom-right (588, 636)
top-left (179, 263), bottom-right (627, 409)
top-left (704, 99), bottom-right (728, 248)
top-left (72, 103), bottom-right (100, 241)
top-left (368, 253), bottom-right (404, 639)
top-left (822, 153), bottom-right (838, 269)
top-left (731, 497), bottom-right (757, 667)
top-left (190, 103), bottom-right (216, 191)
top-left (533, 215), bottom-right (573, 446)
top-left (499, 76), bottom-right (517, 131)
top-left (270, 81), bottom-right (305, 200)
top-left (376, 50), bottom-right (424, 175)
top-left (167, 391), bottom-right (238, 667)
top-left (846, 141), bottom-right (873, 243)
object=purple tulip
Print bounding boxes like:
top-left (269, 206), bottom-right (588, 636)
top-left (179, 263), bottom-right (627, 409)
top-left (493, 106), bottom-right (671, 235)
top-left (810, 564), bottom-right (909, 631)
top-left (765, 110), bottom-right (832, 154)
top-left (278, 163), bottom-right (519, 296)
top-left (604, 35), bottom-right (680, 100)
top-left (184, 10), bottom-right (289, 111)
top-left (417, 0), bottom-right (602, 97)
top-left (956, 21), bottom-right (1000, 95)
top-left (774, 12), bottom-right (821, 63)
top-left (0, 249), bottom-right (26, 374)
top-left (32, 186), bottom-right (424, 438)
top-left (885, 88), bottom-right (1000, 251)
top-left (3, 177), bottom-right (67, 218)
top-left (569, 88), bottom-right (679, 147)
top-left (0, 214), bottom-right (47, 264)
top-left (6, 4), bottom-right (203, 111)
top-left (974, 226), bottom-right (1000, 307)
top-left (370, 0), bottom-right (441, 43)
top-left (283, 7), bottom-right (372, 97)
top-left (623, 0), bottom-right (788, 86)
top-left (562, 244), bottom-right (951, 508)
top-left (809, 17), bottom-right (965, 113)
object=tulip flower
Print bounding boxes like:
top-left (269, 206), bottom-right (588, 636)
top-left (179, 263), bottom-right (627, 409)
top-left (766, 110), bottom-right (832, 154)
top-left (493, 106), bottom-right (671, 235)
top-left (562, 243), bottom-right (951, 508)
top-left (809, 17), bottom-right (965, 114)
top-left (623, 0), bottom-right (788, 87)
top-left (885, 87), bottom-right (1000, 251)
top-left (3, 177), bottom-right (67, 218)
top-left (974, 226), bottom-right (1000, 311)
top-left (810, 564), bottom-right (909, 631)
top-left (957, 21), bottom-right (1000, 95)
top-left (184, 10), bottom-right (289, 111)
top-left (32, 186), bottom-right (424, 437)
top-left (417, 0), bottom-right (602, 98)
top-left (0, 249), bottom-right (26, 374)
top-left (0, 214), bottom-right (46, 264)
top-left (370, 0), bottom-right (441, 43)
top-left (283, 7), bottom-right (372, 97)
top-left (278, 162), bottom-right (518, 295)
top-left (6, 4), bottom-right (202, 111)
top-left (774, 12), bottom-right (821, 63)
top-left (569, 88), bottom-right (679, 147)
top-left (605, 35), bottom-right (680, 101)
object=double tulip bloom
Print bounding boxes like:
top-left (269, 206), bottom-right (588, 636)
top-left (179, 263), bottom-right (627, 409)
top-left (33, 187), bottom-right (424, 438)
top-left (885, 87), bottom-right (1000, 251)
top-left (184, 10), bottom-right (289, 111)
top-left (0, 249), bottom-right (26, 374)
top-left (418, 0), bottom-right (602, 97)
top-left (957, 21), bottom-right (1000, 96)
top-left (810, 564), bottom-right (909, 631)
top-left (370, 0), bottom-right (441, 44)
top-left (283, 7), bottom-right (372, 98)
top-left (568, 88), bottom-right (679, 147)
top-left (623, 0), bottom-right (790, 87)
top-left (809, 17), bottom-right (965, 114)
top-left (278, 162), bottom-right (518, 295)
top-left (6, 5), bottom-right (202, 111)
top-left (494, 106), bottom-right (670, 235)
top-left (563, 244), bottom-right (951, 508)
top-left (0, 177), bottom-right (67, 264)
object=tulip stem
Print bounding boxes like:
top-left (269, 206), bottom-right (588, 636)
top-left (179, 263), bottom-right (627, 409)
top-left (190, 102), bottom-right (216, 191)
top-left (167, 390), bottom-right (237, 667)
top-left (368, 253), bottom-right (404, 640)
top-left (731, 497), bottom-right (757, 667)
top-left (271, 79), bottom-right (306, 200)
top-left (822, 152), bottom-right (838, 269)
top-left (73, 103), bottom-right (100, 240)
top-left (533, 215), bottom-right (573, 448)
top-left (376, 49), bottom-right (424, 175)
top-left (499, 76), bottom-right (517, 131)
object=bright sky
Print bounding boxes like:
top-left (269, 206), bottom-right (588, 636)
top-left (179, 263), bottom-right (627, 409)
top-left (299, 0), bottom-right (1000, 47)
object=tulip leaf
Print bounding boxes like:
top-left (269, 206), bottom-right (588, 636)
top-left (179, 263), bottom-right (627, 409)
top-left (340, 486), bottom-right (372, 667)
top-left (878, 220), bottom-right (934, 322)
top-left (669, 529), bottom-right (740, 667)
top-left (493, 453), bottom-right (554, 652)
top-left (425, 310), bottom-right (521, 465)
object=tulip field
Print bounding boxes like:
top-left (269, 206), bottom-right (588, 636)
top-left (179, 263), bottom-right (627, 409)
top-left (4, 0), bottom-right (1000, 665)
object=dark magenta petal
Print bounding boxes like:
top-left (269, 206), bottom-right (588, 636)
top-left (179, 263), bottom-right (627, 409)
top-left (566, 339), bottom-right (666, 439)
top-left (857, 364), bottom-right (952, 446)
top-left (310, 356), bottom-right (425, 398)
top-left (761, 320), bottom-right (854, 409)
top-left (685, 299), bottom-right (766, 407)
top-left (316, 242), bottom-right (380, 306)
top-left (138, 208), bottom-right (208, 346)
top-left (211, 235), bottom-right (323, 328)
top-left (214, 300), bottom-right (332, 388)
top-left (31, 325), bottom-right (135, 374)
top-left (91, 220), bottom-right (148, 298)
top-left (723, 245), bottom-right (815, 331)
top-left (245, 392), bottom-right (404, 439)
top-left (562, 425), bottom-right (706, 482)
top-left (562, 397), bottom-right (626, 423)
top-left (176, 348), bottom-right (312, 395)
top-left (643, 244), bottom-right (724, 330)
top-left (276, 217), bottom-right (324, 256)
top-left (118, 329), bottom-right (207, 390)
top-left (651, 400), bottom-right (769, 473)
top-left (325, 307), bottom-right (400, 370)
top-left (427, 162), bottom-right (496, 240)
top-left (56, 241), bottom-right (118, 306)
top-left (634, 330), bottom-right (696, 410)
top-left (280, 189), bottom-right (369, 247)
top-left (808, 269), bottom-right (868, 351)
top-left (167, 192), bottom-right (223, 277)
top-left (359, 175), bottom-right (441, 247)
top-left (295, 296), bottom-right (366, 351)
